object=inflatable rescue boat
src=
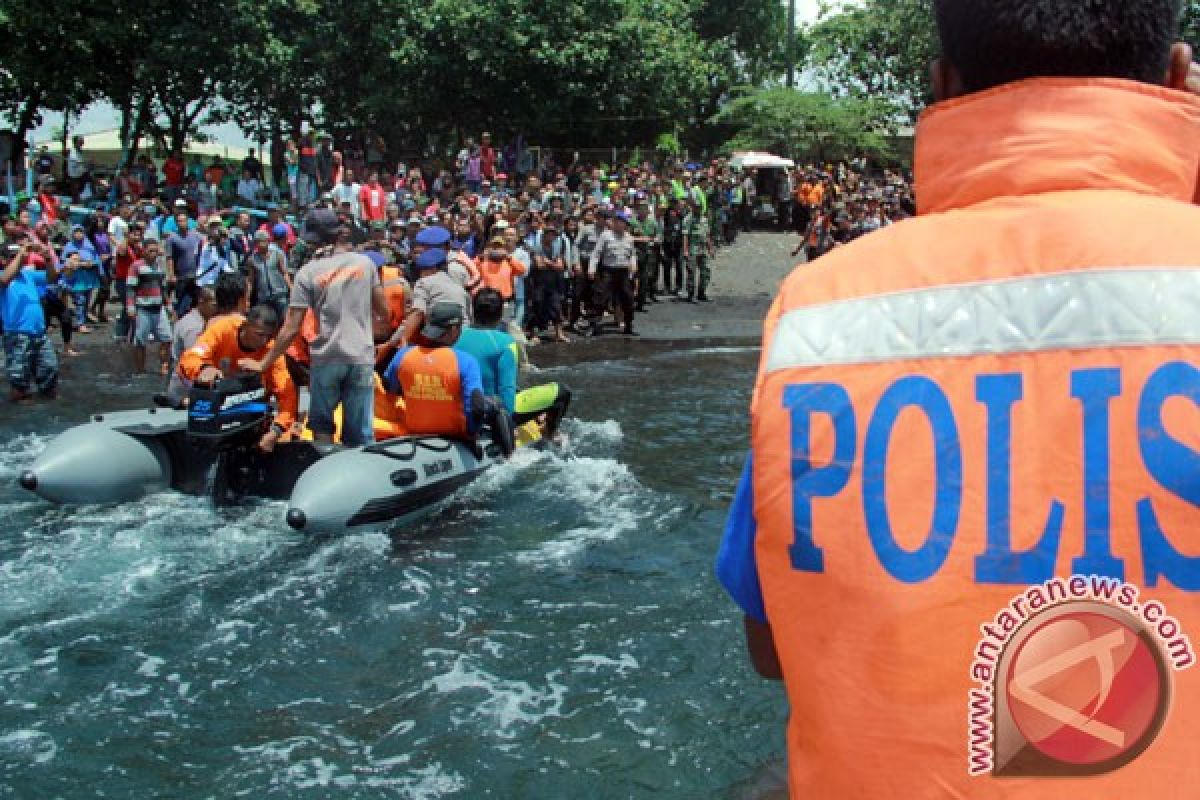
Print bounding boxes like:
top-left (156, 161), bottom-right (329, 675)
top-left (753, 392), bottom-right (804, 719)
top-left (19, 377), bottom-right (570, 535)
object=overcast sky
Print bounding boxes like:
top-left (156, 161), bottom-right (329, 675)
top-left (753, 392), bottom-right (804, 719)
top-left (30, 0), bottom-right (834, 149)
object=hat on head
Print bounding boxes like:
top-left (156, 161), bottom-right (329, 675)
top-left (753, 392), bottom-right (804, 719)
top-left (495, 172), bottom-right (508, 180)
top-left (492, 219), bottom-right (510, 230)
top-left (421, 301), bottom-right (465, 339)
top-left (414, 248), bottom-right (447, 271)
top-left (414, 226), bottom-right (452, 247)
top-left (254, 230), bottom-right (270, 241)
top-left (370, 220), bottom-right (387, 231)
top-left (271, 223), bottom-right (288, 239)
top-left (301, 208), bottom-right (341, 245)
top-left (389, 219), bottom-right (406, 229)
top-left (488, 235), bottom-right (506, 247)
top-left (174, 198), bottom-right (189, 208)
top-left (207, 215), bottom-right (224, 227)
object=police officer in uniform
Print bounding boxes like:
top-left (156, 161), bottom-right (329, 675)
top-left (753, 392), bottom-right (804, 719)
top-left (588, 211), bottom-right (638, 336)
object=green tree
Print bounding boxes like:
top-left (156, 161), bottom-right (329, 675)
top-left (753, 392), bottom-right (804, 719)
top-left (807, 0), bottom-right (936, 120)
top-left (0, 0), bottom-right (106, 167)
top-left (711, 87), bottom-right (896, 162)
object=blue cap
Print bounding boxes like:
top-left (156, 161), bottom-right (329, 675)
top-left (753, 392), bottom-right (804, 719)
top-left (271, 223), bottom-right (289, 238)
top-left (415, 226), bottom-right (451, 247)
top-left (414, 248), bottom-right (447, 270)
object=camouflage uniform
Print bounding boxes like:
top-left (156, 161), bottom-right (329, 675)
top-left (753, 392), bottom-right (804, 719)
top-left (683, 211), bottom-right (711, 300)
top-left (632, 212), bottom-right (660, 308)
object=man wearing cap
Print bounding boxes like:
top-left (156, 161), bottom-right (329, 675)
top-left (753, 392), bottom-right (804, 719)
top-left (257, 206), bottom-right (297, 250)
top-left (383, 301), bottom-right (512, 454)
top-left (240, 208), bottom-right (390, 448)
top-left (588, 210), bottom-right (638, 336)
top-left (383, 230), bottom-right (472, 352)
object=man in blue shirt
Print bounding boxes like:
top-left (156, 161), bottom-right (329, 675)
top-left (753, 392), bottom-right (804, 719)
top-left (1, 240), bottom-right (59, 402)
top-left (454, 288), bottom-right (518, 414)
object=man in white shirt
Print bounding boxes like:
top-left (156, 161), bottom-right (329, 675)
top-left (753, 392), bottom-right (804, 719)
top-left (66, 135), bottom-right (87, 200)
top-left (108, 202), bottom-right (131, 244)
top-left (331, 169), bottom-right (362, 220)
top-left (236, 170), bottom-right (262, 205)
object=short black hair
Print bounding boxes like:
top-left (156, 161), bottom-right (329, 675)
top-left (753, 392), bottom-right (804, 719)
top-left (473, 288), bottom-right (504, 327)
top-left (246, 304), bottom-right (280, 330)
top-left (213, 272), bottom-right (246, 312)
top-left (935, 0), bottom-right (1183, 93)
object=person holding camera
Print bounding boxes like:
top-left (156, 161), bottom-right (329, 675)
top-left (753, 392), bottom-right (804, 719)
top-left (1, 239), bottom-right (59, 402)
top-left (195, 215), bottom-right (238, 294)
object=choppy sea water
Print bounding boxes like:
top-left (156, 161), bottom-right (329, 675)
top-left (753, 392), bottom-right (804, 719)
top-left (0, 344), bottom-right (785, 798)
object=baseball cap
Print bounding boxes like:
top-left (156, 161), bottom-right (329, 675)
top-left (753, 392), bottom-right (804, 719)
top-left (414, 248), bottom-right (447, 270)
top-left (492, 219), bottom-right (510, 230)
top-left (174, 198), bottom-right (189, 208)
top-left (496, 172), bottom-right (508, 180)
top-left (271, 223), bottom-right (289, 239)
top-left (414, 226), bottom-right (452, 247)
top-left (370, 220), bottom-right (387, 231)
top-left (421, 301), bottom-right (465, 339)
top-left (254, 230), bottom-right (270, 241)
top-left (207, 215), bottom-right (224, 227)
top-left (301, 208), bottom-right (341, 245)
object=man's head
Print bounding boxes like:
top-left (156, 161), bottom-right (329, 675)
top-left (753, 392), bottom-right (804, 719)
top-left (239, 304), bottom-right (281, 352)
top-left (214, 272), bottom-right (246, 313)
top-left (421, 301), bottom-right (465, 344)
top-left (142, 239), bottom-right (162, 260)
top-left (472, 288), bottom-right (504, 328)
top-left (933, 0), bottom-right (1190, 98)
top-left (194, 286), bottom-right (219, 320)
top-left (254, 229), bottom-right (270, 250)
top-left (302, 208), bottom-right (341, 246)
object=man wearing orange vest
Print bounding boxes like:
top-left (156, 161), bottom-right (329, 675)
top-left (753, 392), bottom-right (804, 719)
top-left (718, 2), bottom-right (1200, 797)
top-left (382, 301), bottom-right (509, 452)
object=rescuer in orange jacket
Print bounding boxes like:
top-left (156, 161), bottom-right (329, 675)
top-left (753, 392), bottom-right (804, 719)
top-left (178, 305), bottom-right (299, 452)
top-left (718, 2), bottom-right (1200, 798)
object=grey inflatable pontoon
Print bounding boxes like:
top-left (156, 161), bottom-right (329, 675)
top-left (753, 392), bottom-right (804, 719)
top-left (20, 395), bottom-right (519, 536)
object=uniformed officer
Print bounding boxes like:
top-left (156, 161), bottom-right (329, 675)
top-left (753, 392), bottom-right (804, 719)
top-left (631, 199), bottom-right (660, 311)
top-left (588, 210), bottom-right (638, 336)
top-left (682, 198), bottom-right (713, 303)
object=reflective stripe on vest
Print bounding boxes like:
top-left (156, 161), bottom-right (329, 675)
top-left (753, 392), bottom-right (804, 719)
top-left (766, 268), bottom-right (1200, 372)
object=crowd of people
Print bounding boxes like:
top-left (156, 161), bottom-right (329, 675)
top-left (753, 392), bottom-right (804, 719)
top-left (1, 130), bottom-right (913, 409)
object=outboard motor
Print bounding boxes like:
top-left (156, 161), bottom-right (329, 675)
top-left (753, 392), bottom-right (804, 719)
top-left (187, 375), bottom-right (271, 450)
top-left (187, 375), bottom-right (272, 505)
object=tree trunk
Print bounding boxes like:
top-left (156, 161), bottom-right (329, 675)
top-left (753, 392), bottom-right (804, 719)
top-left (12, 93), bottom-right (42, 179)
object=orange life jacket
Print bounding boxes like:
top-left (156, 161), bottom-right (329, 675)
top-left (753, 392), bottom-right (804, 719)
top-left (745, 78), bottom-right (1200, 798)
top-left (388, 346), bottom-right (469, 438)
top-left (380, 265), bottom-right (409, 330)
top-left (177, 313), bottom-right (298, 430)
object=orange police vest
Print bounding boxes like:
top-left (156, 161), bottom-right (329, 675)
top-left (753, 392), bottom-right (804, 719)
top-left (748, 78), bottom-right (1200, 798)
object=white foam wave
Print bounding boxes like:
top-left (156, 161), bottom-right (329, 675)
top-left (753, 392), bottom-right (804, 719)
top-left (0, 729), bottom-right (57, 764)
top-left (424, 650), bottom-right (569, 739)
top-left (0, 433), bottom-right (50, 480)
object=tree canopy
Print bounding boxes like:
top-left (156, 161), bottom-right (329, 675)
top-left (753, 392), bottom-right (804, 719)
top-left (0, 0), bottom-right (794, 163)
